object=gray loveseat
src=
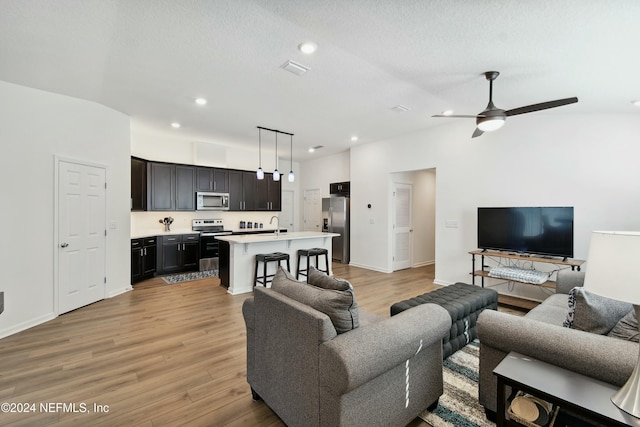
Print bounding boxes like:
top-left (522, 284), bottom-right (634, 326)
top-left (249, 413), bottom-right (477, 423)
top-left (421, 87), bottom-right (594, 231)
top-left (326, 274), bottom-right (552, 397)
top-left (242, 267), bottom-right (452, 427)
top-left (477, 269), bottom-right (638, 417)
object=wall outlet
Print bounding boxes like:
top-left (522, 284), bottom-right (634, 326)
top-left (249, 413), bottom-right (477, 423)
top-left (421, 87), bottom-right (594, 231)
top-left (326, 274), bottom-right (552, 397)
top-left (109, 221), bottom-right (117, 229)
top-left (445, 220), bottom-right (458, 229)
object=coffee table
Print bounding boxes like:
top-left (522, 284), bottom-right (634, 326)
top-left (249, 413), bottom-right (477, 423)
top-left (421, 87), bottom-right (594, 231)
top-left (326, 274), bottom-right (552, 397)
top-left (493, 352), bottom-right (640, 427)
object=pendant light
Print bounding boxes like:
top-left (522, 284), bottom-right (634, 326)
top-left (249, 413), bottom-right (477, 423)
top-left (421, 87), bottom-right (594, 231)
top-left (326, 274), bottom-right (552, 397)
top-left (288, 133), bottom-right (295, 182)
top-left (256, 128), bottom-right (264, 180)
top-left (273, 132), bottom-right (280, 181)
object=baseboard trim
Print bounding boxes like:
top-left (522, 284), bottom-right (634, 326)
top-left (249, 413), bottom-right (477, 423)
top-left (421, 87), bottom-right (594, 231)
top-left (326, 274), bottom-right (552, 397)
top-left (0, 312), bottom-right (57, 340)
top-left (347, 262), bottom-right (392, 273)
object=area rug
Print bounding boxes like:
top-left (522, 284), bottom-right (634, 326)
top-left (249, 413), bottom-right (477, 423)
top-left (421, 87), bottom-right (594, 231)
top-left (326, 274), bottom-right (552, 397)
top-left (161, 270), bottom-right (218, 284)
top-left (419, 340), bottom-right (494, 427)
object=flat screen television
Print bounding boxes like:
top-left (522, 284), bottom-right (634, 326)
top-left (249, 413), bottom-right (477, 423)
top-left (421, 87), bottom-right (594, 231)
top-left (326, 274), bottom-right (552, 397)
top-left (477, 207), bottom-right (574, 258)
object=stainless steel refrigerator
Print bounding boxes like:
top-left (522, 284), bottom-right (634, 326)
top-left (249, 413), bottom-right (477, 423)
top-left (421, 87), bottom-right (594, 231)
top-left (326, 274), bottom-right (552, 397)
top-left (322, 197), bottom-right (350, 264)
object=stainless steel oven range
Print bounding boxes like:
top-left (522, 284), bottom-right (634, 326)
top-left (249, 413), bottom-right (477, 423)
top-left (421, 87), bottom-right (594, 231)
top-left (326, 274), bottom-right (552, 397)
top-left (192, 219), bottom-right (232, 271)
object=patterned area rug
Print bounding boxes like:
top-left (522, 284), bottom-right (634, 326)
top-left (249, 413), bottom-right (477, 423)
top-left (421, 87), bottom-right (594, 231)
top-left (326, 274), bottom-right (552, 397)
top-left (161, 270), bottom-right (218, 284)
top-left (419, 340), bottom-right (495, 427)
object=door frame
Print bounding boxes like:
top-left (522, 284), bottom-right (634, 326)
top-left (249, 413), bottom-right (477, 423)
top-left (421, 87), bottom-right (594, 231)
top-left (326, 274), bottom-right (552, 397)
top-left (53, 155), bottom-right (108, 315)
top-left (392, 182), bottom-right (413, 271)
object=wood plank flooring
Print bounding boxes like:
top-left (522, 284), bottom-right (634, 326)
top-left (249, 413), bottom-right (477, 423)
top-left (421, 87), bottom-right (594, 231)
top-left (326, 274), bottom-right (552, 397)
top-left (0, 264), bottom-right (526, 426)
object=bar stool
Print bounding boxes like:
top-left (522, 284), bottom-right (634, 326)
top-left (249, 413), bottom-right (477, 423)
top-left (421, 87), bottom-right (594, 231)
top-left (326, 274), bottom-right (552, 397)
top-left (296, 248), bottom-right (330, 280)
top-left (254, 252), bottom-right (291, 287)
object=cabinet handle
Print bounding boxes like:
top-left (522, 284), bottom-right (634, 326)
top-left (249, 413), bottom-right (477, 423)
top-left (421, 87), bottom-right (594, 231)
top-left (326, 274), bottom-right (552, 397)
top-left (144, 248), bottom-right (147, 255)
top-left (140, 250), bottom-right (143, 257)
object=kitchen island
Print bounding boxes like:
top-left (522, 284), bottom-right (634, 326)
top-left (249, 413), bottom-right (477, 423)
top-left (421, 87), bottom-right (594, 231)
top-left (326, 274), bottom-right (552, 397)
top-left (216, 231), bottom-right (339, 295)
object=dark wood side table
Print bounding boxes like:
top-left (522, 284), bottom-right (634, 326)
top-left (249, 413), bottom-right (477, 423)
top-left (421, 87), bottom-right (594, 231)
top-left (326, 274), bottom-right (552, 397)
top-left (493, 352), bottom-right (640, 427)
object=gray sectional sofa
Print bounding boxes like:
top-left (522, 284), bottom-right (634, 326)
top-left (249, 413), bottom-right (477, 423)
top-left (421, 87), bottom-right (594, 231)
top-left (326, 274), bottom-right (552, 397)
top-left (242, 267), bottom-right (452, 427)
top-left (477, 269), bottom-right (638, 417)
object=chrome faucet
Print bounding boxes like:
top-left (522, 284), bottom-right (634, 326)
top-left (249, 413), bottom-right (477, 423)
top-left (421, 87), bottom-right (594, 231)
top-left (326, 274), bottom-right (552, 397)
top-left (270, 215), bottom-right (280, 238)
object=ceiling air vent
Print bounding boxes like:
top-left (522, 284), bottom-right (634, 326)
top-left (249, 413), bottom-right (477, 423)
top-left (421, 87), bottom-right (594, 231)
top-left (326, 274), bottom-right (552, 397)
top-left (391, 105), bottom-right (410, 112)
top-left (281, 60), bottom-right (310, 76)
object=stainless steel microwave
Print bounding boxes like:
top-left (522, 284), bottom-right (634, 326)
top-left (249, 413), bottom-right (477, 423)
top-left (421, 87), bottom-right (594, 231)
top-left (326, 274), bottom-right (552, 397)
top-left (196, 192), bottom-right (230, 210)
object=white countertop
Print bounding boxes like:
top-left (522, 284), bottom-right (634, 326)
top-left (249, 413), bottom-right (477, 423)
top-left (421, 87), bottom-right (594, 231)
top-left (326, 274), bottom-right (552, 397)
top-left (216, 231), bottom-right (338, 244)
top-left (131, 228), bottom-right (198, 239)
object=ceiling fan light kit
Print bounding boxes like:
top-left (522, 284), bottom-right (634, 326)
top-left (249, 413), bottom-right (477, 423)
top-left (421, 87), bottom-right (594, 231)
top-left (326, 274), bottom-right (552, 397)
top-left (433, 71), bottom-right (578, 138)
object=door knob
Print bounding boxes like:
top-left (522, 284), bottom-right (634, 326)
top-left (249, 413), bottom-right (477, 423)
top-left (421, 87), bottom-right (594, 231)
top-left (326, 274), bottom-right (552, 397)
top-left (60, 243), bottom-right (69, 248)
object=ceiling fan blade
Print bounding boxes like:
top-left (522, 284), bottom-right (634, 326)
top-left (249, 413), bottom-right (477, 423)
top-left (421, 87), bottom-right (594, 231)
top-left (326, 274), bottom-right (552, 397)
top-left (505, 97), bottom-right (578, 117)
top-left (472, 128), bottom-right (484, 138)
top-left (432, 114), bottom-right (482, 118)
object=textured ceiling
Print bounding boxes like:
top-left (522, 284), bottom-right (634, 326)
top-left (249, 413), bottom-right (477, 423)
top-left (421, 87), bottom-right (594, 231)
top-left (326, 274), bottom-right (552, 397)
top-left (1, 0), bottom-right (639, 159)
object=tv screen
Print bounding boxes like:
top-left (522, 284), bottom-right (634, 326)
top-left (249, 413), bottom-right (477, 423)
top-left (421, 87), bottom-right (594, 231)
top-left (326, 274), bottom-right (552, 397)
top-left (477, 207), bottom-right (574, 258)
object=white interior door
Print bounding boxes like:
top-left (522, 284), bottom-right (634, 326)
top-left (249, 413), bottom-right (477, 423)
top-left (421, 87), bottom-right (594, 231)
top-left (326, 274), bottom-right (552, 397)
top-left (57, 159), bottom-right (106, 314)
top-left (303, 188), bottom-right (321, 231)
top-left (393, 183), bottom-right (413, 271)
top-left (280, 189), bottom-right (295, 231)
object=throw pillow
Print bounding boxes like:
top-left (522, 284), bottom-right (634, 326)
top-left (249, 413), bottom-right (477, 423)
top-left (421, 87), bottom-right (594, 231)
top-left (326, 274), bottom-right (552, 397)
top-left (608, 309), bottom-right (639, 342)
top-left (271, 267), bottom-right (359, 334)
top-left (307, 265), bottom-right (353, 291)
top-left (562, 287), bottom-right (633, 335)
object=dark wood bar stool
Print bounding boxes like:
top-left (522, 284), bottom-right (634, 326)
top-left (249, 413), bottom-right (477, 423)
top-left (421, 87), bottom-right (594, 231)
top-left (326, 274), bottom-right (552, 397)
top-left (296, 248), bottom-right (330, 280)
top-left (254, 252), bottom-right (291, 287)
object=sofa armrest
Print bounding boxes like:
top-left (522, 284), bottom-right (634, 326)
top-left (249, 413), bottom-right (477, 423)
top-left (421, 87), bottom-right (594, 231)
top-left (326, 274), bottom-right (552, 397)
top-left (477, 310), bottom-right (637, 386)
top-left (555, 269), bottom-right (585, 294)
top-left (242, 296), bottom-right (255, 330)
top-left (319, 303), bottom-right (451, 394)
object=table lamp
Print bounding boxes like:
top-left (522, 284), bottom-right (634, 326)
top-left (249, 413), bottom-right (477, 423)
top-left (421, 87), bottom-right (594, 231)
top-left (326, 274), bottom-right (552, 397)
top-left (583, 230), bottom-right (640, 417)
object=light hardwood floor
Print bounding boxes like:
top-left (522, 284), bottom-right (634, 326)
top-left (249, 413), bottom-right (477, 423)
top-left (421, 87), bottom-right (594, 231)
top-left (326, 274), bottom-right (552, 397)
top-left (0, 264), bottom-right (525, 426)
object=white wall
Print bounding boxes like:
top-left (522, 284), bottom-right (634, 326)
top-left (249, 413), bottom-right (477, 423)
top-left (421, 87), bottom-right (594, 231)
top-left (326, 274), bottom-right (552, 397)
top-left (0, 81), bottom-right (131, 338)
top-left (351, 113), bottom-right (640, 300)
top-left (300, 150), bottom-right (350, 198)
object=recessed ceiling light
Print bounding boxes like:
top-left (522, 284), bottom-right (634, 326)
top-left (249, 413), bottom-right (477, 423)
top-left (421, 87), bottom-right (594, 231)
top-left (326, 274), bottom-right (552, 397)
top-left (298, 41), bottom-right (318, 55)
top-left (442, 110), bottom-right (454, 116)
top-left (195, 98), bottom-right (207, 106)
top-left (308, 145), bottom-right (324, 153)
top-left (308, 147), bottom-right (315, 153)
top-left (171, 122), bottom-right (181, 129)
top-left (350, 136), bottom-right (358, 142)
top-left (632, 100), bottom-right (640, 107)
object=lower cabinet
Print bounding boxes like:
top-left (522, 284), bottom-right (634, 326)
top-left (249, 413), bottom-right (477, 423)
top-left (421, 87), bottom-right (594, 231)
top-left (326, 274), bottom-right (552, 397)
top-left (156, 234), bottom-right (200, 275)
top-left (131, 237), bottom-right (157, 284)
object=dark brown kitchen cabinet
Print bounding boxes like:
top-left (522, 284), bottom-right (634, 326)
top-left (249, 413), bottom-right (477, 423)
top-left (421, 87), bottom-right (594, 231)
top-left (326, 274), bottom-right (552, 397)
top-left (131, 157), bottom-right (147, 211)
top-left (131, 237), bottom-right (157, 284)
top-left (156, 234), bottom-right (199, 274)
top-left (229, 170), bottom-right (257, 211)
top-left (196, 167), bottom-right (229, 193)
top-left (255, 174), bottom-right (281, 211)
top-left (147, 162), bottom-right (195, 211)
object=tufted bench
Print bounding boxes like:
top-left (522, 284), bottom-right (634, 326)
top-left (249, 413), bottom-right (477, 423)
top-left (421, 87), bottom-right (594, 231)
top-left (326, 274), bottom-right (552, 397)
top-left (390, 282), bottom-right (498, 359)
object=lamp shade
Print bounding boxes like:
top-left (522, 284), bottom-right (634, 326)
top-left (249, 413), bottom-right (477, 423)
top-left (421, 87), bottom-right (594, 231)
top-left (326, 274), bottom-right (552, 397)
top-left (583, 231), bottom-right (640, 304)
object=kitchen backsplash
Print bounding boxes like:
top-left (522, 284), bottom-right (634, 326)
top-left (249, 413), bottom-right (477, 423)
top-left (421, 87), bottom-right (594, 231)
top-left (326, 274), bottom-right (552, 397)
top-left (131, 211), bottom-right (281, 236)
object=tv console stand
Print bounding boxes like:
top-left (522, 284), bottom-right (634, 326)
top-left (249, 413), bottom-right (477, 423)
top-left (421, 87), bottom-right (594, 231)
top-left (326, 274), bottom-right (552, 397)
top-left (469, 250), bottom-right (585, 290)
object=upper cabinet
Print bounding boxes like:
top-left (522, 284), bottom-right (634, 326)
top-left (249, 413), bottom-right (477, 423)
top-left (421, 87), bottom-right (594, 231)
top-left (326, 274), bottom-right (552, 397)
top-left (147, 162), bottom-right (195, 211)
top-left (196, 167), bottom-right (229, 193)
top-left (229, 170), bottom-right (257, 211)
top-left (255, 174), bottom-right (281, 211)
top-left (133, 157), bottom-right (274, 212)
top-left (131, 157), bottom-right (147, 211)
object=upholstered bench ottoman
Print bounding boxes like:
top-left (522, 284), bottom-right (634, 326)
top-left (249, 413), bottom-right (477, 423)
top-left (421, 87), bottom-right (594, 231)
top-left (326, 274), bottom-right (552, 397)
top-left (390, 282), bottom-right (498, 358)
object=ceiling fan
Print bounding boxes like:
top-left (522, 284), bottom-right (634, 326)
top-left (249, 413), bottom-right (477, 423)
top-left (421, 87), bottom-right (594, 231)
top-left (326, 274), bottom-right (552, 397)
top-left (433, 71), bottom-right (578, 138)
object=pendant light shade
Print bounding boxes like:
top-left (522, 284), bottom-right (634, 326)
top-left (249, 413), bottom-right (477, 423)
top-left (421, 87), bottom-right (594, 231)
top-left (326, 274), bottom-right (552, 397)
top-left (273, 132), bottom-right (280, 181)
top-left (256, 126), bottom-right (293, 183)
top-left (256, 128), bottom-right (264, 180)
top-left (288, 133), bottom-right (295, 182)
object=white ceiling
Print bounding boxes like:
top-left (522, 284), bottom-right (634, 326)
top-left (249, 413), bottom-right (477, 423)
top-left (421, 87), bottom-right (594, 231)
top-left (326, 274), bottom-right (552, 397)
top-left (1, 0), bottom-right (639, 160)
